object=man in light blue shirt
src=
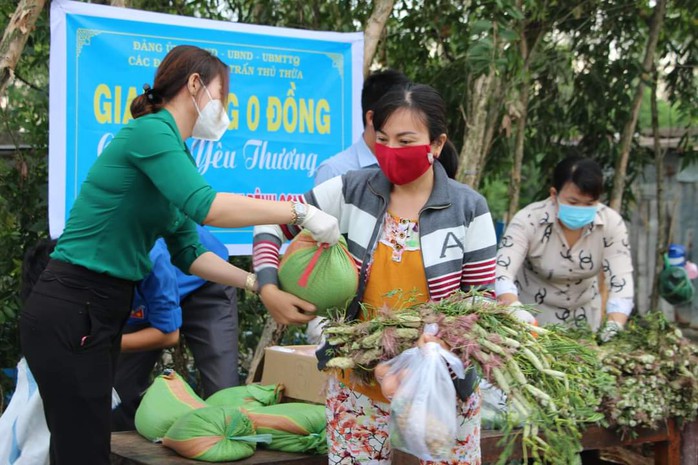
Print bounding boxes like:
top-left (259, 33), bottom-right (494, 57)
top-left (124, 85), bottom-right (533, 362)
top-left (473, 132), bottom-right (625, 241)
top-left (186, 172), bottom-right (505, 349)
top-left (313, 69), bottom-right (411, 186)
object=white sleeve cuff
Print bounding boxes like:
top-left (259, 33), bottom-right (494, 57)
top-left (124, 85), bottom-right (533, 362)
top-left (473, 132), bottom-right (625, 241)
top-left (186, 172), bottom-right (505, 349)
top-left (495, 278), bottom-right (518, 298)
top-left (606, 297), bottom-right (634, 316)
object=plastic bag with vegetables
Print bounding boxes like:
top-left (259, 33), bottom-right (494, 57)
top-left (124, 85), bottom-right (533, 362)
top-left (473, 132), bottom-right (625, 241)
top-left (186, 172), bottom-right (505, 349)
top-left (381, 341), bottom-right (464, 461)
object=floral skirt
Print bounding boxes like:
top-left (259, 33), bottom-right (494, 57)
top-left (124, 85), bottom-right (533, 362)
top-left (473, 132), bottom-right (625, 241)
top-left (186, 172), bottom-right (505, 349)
top-left (325, 376), bottom-right (481, 465)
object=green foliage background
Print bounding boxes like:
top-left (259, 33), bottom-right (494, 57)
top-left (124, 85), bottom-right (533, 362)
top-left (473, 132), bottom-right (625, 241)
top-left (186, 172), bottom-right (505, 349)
top-left (0, 0), bottom-right (695, 403)
top-left (0, 1), bottom-right (50, 405)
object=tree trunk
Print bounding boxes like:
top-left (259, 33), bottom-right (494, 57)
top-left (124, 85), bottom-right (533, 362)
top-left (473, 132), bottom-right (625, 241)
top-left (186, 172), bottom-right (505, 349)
top-left (649, 69), bottom-right (666, 312)
top-left (457, 68), bottom-right (500, 188)
top-left (476, 80), bottom-right (506, 188)
top-left (251, 2), bottom-right (265, 23)
top-left (507, 89), bottom-right (528, 221)
top-left (110, 0), bottom-right (129, 7)
top-left (609, 0), bottom-right (668, 212)
top-left (0, 0), bottom-right (46, 99)
top-left (507, 12), bottom-right (531, 221)
top-left (245, 318), bottom-right (286, 385)
top-left (363, 0), bottom-right (394, 78)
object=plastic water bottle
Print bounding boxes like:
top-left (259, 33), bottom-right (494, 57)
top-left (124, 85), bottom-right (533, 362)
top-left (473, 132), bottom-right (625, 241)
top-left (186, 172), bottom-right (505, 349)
top-left (668, 244), bottom-right (686, 267)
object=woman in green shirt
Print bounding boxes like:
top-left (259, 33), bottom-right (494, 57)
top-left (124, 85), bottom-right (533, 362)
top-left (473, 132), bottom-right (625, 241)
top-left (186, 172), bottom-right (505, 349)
top-left (19, 45), bottom-right (338, 465)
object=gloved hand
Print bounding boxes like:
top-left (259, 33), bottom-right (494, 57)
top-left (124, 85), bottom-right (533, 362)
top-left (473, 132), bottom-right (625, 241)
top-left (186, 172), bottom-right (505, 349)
top-left (508, 301), bottom-right (538, 325)
top-left (598, 320), bottom-right (624, 343)
top-left (300, 205), bottom-right (340, 245)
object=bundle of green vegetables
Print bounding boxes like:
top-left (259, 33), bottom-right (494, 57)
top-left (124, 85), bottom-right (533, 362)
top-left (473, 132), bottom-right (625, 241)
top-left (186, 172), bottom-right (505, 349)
top-left (595, 312), bottom-right (698, 432)
top-left (322, 292), bottom-right (613, 464)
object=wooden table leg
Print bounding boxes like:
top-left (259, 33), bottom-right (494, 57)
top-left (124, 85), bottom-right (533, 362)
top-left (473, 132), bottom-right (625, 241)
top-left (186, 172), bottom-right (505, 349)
top-left (655, 419), bottom-right (681, 465)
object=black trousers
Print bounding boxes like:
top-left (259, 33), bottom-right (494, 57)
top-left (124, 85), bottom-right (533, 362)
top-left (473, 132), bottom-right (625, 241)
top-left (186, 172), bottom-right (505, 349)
top-left (20, 259), bottom-right (134, 465)
top-left (111, 281), bottom-right (238, 431)
top-left (180, 282), bottom-right (239, 397)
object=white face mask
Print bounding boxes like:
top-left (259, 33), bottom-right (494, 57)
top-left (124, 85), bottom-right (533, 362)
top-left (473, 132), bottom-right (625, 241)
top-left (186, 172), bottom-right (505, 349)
top-left (191, 83), bottom-right (230, 141)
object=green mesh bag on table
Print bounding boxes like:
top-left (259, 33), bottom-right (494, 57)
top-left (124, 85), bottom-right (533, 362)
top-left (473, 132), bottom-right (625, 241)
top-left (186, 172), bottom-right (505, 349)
top-left (162, 406), bottom-right (270, 462)
top-left (244, 402), bottom-right (327, 454)
top-left (659, 254), bottom-right (695, 305)
top-left (135, 370), bottom-right (207, 441)
top-left (278, 231), bottom-right (358, 318)
top-left (206, 384), bottom-right (284, 409)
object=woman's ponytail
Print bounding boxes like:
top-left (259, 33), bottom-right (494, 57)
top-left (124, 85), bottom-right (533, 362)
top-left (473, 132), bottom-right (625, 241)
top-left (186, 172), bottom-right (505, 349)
top-left (437, 139), bottom-right (459, 180)
top-left (130, 83), bottom-right (163, 119)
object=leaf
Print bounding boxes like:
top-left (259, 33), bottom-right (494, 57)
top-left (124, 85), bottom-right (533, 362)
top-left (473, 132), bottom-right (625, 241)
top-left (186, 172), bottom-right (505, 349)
top-left (505, 6), bottom-right (525, 21)
top-left (499, 28), bottom-right (518, 42)
top-left (3, 307), bottom-right (15, 320)
top-left (470, 19), bottom-right (492, 35)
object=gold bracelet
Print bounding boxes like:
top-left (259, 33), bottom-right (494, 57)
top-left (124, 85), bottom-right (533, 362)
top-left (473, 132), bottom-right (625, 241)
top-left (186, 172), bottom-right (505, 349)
top-left (289, 201), bottom-right (299, 225)
top-left (245, 273), bottom-right (258, 292)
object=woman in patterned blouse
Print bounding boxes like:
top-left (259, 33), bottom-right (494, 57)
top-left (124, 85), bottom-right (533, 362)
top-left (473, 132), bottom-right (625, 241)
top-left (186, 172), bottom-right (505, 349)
top-left (495, 156), bottom-right (634, 341)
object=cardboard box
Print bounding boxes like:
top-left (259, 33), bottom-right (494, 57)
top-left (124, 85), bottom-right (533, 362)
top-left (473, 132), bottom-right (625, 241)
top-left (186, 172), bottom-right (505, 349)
top-left (261, 345), bottom-right (329, 404)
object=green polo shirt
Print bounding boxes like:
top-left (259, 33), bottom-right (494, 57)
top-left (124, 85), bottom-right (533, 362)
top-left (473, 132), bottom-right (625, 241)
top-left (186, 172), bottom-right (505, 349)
top-left (52, 109), bottom-right (216, 280)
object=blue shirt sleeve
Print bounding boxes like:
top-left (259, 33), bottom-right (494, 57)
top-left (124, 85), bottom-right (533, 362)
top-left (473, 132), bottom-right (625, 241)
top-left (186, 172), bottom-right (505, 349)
top-left (174, 225), bottom-right (229, 299)
top-left (196, 224), bottom-right (229, 260)
top-left (131, 239), bottom-right (182, 333)
top-left (313, 161), bottom-right (340, 186)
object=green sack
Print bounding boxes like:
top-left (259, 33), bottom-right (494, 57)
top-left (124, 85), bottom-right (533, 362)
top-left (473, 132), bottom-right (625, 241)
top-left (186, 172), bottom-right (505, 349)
top-left (244, 402), bottom-right (327, 454)
top-left (162, 406), bottom-right (270, 462)
top-left (278, 231), bottom-right (358, 317)
top-left (135, 370), bottom-right (207, 441)
top-left (659, 255), bottom-right (695, 305)
top-left (206, 384), bottom-right (284, 409)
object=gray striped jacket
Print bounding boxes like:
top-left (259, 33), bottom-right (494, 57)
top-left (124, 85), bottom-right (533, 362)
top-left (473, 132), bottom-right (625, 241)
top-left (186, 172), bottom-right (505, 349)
top-left (253, 163), bottom-right (497, 317)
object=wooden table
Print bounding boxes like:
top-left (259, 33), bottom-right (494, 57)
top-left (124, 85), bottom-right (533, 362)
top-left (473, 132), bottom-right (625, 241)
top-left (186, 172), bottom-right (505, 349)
top-left (112, 419), bottom-right (681, 465)
top-left (393, 419), bottom-right (681, 465)
top-left (110, 432), bottom-right (326, 465)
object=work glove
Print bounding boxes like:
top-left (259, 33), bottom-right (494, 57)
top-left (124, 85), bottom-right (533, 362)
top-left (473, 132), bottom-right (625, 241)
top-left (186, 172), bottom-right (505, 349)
top-left (300, 205), bottom-right (340, 245)
top-left (598, 320), bottom-right (624, 343)
top-left (508, 301), bottom-right (538, 326)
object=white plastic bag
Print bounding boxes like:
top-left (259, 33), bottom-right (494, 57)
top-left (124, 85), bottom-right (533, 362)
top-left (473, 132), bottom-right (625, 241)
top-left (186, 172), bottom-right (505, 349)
top-left (385, 342), bottom-right (465, 461)
top-left (479, 379), bottom-right (508, 430)
top-left (0, 358), bottom-right (50, 465)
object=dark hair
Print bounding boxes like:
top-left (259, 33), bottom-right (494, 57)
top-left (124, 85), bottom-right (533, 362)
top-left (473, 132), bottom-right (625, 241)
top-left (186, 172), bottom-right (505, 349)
top-left (361, 69), bottom-right (411, 126)
top-left (130, 45), bottom-right (229, 119)
top-left (21, 238), bottom-right (57, 303)
top-left (371, 83), bottom-right (459, 179)
top-left (552, 156), bottom-right (604, 200)
top-left (438, 140), bottom-right (459, 179)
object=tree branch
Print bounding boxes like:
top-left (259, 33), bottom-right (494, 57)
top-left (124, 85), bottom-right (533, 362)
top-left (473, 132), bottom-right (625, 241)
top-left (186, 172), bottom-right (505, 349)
top-left (0, 0), bottom-right (47, 99)
top-left (12, 69), bottom-right (45, 94)
top-left (649, 67), bottom-right (666, 312)
top-left (363, 0), bottom-right (395, 77)
top-left (610, 0), bottom-right (668, 211)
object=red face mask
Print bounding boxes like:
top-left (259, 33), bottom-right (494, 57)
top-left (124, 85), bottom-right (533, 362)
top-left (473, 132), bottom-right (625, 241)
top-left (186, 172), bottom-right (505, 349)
top-left (374, 143), bottom-right (433, 185)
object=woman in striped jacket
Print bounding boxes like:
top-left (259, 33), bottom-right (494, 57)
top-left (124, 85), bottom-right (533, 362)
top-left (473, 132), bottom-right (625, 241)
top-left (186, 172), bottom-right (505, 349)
top-left (253, 83), bottom-right (497, 465)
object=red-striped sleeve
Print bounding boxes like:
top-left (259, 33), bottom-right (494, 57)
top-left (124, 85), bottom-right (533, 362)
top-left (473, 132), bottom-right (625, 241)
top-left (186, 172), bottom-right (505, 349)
top-left (253, 240), bottom-right (281, 269)
top-left (461, 257), bottom-right (496, 285)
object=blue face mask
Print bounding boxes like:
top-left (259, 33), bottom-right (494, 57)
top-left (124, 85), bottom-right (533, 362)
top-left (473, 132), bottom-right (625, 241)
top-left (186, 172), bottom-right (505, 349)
top-left (557, 203), bottom-right (598, 230)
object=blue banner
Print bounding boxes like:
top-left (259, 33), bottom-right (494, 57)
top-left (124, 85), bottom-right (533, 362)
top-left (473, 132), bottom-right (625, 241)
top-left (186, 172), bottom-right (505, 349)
top-left (50, 0), bottom-right (363, 254)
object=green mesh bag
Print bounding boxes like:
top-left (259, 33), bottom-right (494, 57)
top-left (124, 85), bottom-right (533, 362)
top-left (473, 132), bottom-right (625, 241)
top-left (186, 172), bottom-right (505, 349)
top-left (659, 254), bottom-right (695, 305)
top-left (162, 406), bottom-right (271, 462)
top-left (278, 231), bottom-right (358, 317)
top-left (206, 384), bottom-right (284, 409)
top-left (244, 403), bottom-right (327, 454)
top-left (135, 370), bottom-right (207, 441)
